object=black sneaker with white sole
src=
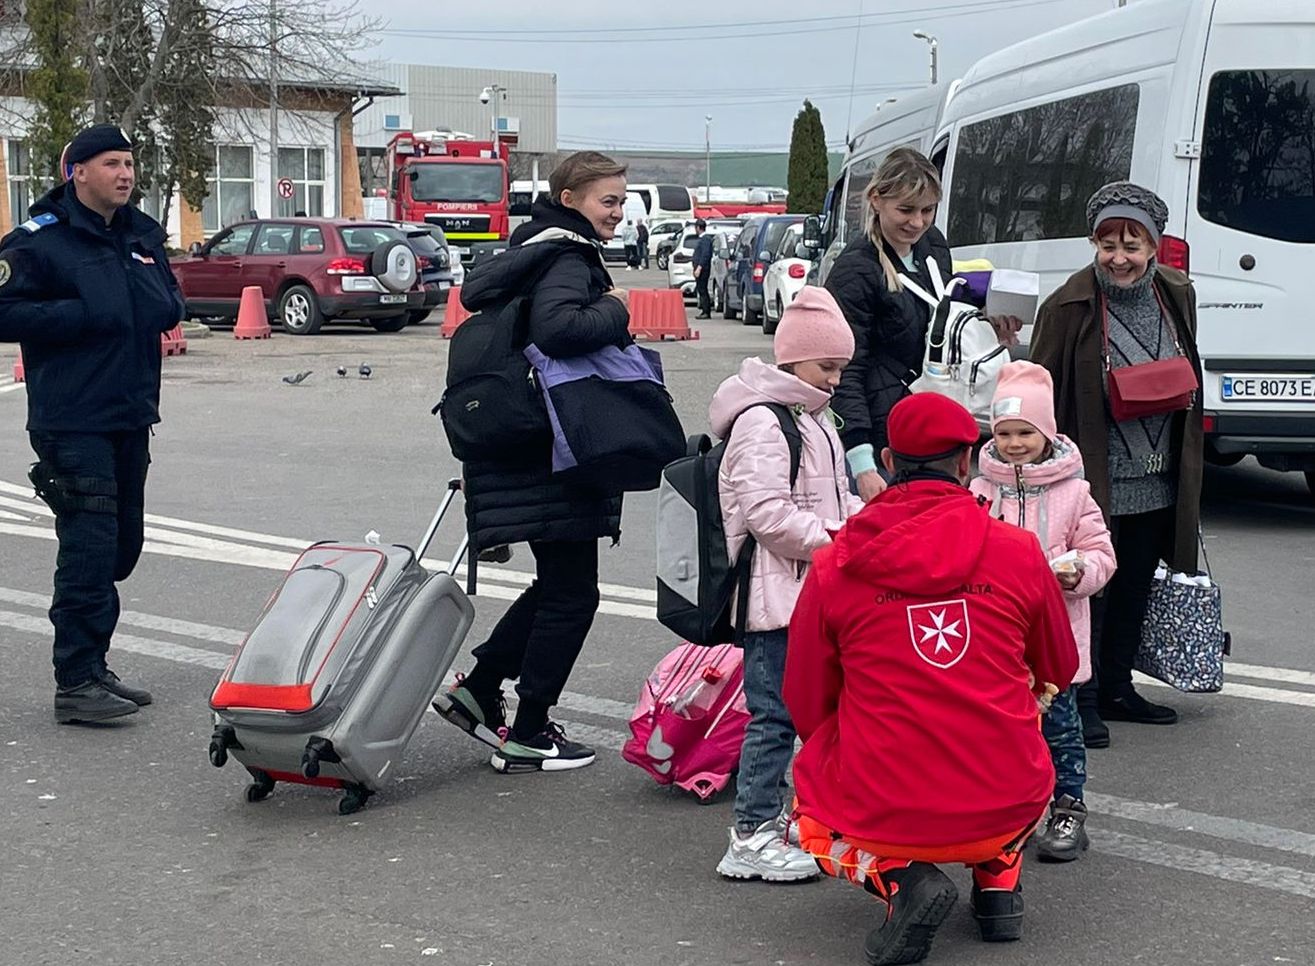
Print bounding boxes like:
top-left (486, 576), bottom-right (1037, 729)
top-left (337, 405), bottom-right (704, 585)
top-left (491, 721), bottom-right (596, 773)
top-left (432, 681), bottom-right (506, 750)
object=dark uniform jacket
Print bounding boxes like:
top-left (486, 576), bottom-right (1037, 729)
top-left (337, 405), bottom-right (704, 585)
top-left (0, 183), bottom-right (184, 432)
top-left (825, 227), bottom-right (953, 452)
top-left (1029, 264), bottom-right (1203, 573)
top-left (457, 200), bottom-right (629, 550)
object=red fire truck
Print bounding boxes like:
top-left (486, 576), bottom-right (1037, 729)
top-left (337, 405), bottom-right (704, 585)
top-left (385, 130), bottom-right (512, 265)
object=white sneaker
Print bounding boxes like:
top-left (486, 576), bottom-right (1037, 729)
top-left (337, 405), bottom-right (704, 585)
top-left (716, 821), bottom-right (819, 882)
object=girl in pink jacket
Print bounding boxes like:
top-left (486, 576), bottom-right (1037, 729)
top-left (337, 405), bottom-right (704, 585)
top-left (708, 287), bottom-right (865, 884)
top-left (970, 360), bottom-right (1116, 864)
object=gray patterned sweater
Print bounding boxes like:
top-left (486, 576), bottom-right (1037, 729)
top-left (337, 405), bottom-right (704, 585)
top-left (1098, 261), bottom-right (1178, 516)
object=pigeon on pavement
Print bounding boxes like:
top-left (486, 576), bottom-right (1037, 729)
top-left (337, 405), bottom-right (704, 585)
top-left (336, 366), bottom-right (348, 377)
top-left (359, 363), bottom-right (372, 380)
top-left (282, 370), bottom-right (313, 386)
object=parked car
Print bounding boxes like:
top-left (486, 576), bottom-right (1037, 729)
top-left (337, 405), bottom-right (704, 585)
top-left (650, 219), bottom-right (686, 269)
top-left (668, 224), bottom-right (739, 300)
top-left (724, 214), bottom-right (805, 327)
top-left (383, 221), bottom-right (456, 324)
top-left (760, 223), bottom-right (813, 335)
top-left (710, 229), bottom-right (740, 315)
top-left (173, 218), bottom-right (424, 335)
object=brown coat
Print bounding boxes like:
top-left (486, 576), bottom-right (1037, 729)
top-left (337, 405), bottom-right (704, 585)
top-left (1030, 265), bottom-right (1203, 573)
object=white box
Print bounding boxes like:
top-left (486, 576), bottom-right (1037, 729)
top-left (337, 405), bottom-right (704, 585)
top-left (986, 269), bottom-right (1040, 323)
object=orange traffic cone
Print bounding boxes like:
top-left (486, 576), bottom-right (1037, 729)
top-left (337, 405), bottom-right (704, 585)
top-left (234, 286), bottom-right (272, 340)
top-left (12, 349), bottom-right (24, 382)
top-left (440, 286), bottom-right (472, 338)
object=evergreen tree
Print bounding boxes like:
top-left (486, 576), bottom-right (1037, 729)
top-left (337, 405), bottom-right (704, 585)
top-left (786, 100), bottom-right (828, 214)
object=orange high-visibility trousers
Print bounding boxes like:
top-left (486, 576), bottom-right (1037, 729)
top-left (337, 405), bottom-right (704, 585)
top-left (796, 811), bottom-right (1039, 900)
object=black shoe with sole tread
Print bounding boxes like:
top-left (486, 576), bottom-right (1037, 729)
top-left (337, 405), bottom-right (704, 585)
top-left (1100, 686), bottom-right (1178, 725)
top-left (863, 863), bottom-right (959, 965)
top-left (971, 884), bottom-right (1024, 942)
top-left (55, 681), bottom-right (139, 724)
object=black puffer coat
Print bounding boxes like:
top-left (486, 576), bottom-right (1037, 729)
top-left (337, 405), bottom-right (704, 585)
top-left (825, 227), bottom-right (952, 452)
top-left (458, 201), bottom-right (630, 550)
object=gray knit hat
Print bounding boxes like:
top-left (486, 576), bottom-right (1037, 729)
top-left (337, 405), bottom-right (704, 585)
top-left (1085, 181), bottom-right (1168, 244)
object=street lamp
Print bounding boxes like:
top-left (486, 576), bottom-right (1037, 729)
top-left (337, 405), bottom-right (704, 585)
top-left (704, 115), bottom-right (712, 205)
top-left (480, 84), bottom-right (507, 154)
top-left (912, 30), bottom-right (939, 85)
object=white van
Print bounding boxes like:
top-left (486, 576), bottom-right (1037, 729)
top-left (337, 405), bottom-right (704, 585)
top-left (926, 0), bottom-right (1314, 488)
top-left (626, 183), bottom-right (695, 223)
top-left (817, 84), bottom-right (956, 284)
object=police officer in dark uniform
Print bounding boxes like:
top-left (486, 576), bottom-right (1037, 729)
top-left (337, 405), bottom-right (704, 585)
top-left (0, 124), bottom-right (184, 724)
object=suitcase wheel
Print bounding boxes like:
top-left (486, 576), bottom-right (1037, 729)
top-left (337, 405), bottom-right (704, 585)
top-left (338, 784), bottom-right (373, 816)
top-left (302, 736), bottom-right (341, 780)
top-left (209, 725), bottom-right (242, 768)
top-left (245, 769), bottom-right (276, 803)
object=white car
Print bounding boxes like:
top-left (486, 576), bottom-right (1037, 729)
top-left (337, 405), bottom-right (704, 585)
top-left (761, 223), bottom-right (813, 334)
top-left (668, 225), bottom-right (737, 300)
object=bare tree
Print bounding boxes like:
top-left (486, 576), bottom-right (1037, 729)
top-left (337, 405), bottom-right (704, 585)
top-left (8, 0), bottom-right (378, 208)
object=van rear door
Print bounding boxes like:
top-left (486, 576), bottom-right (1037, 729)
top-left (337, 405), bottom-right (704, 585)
top-left (1187, 1), bottom-right (1315, 453)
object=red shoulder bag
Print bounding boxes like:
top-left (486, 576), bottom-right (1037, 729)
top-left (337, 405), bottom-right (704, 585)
top-left (1101, 290), bottom-right (1199, 422)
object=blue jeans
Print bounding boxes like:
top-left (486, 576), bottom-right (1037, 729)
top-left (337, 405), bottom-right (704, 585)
top-left (1043, 687), bottom-right (1086, 802)
top-left (733, 629), bottom-right (795, 831)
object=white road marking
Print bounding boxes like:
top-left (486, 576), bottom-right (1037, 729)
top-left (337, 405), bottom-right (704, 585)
top-left (0, 382), bottom-right (25, 394)
top-left (1086, 792), bottom-right (1315, 860)
top-left (4, 607), bottom-right (1315, 903)
top-left (1093, 829), bottom-right (1315, 901)
top-left (1134, 671), bottom-right (1315, 709)
top-left (1, 479), bottom-right (1311, 698)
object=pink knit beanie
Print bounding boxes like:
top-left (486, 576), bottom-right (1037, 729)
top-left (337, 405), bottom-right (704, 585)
top-left (773, 287), bottom-right (855, 366)
top-left (990, 360), bottom-right (1058, 440)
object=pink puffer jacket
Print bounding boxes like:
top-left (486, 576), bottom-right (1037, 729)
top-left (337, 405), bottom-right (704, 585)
top-left (969, 435), bottom-right (1116, 684)
top-left (710, 358), bottom-right (865, 633)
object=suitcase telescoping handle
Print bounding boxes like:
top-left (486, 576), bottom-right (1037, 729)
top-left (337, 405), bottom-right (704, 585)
top-left (417, 478), bottom-right (477, 594)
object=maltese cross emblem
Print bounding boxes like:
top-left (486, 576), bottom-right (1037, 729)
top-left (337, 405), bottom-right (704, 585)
top-left (907, 599), bottom-right (972, 669)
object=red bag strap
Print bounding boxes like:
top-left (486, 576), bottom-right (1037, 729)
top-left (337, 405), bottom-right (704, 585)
top-left (1099, 275), bottom-right (1185, 372)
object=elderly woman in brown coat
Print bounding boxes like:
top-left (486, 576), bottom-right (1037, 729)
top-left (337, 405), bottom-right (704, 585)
top-left (1030, 182), bottom-right (1204, 749)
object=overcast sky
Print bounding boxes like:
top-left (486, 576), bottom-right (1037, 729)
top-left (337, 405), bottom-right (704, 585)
top-left (366, 0), bottom-right (1121, 153)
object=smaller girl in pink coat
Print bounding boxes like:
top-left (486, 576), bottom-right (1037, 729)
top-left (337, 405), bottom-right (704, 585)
top-left (708, 287), bottom-right (865, 884)
top-left (970, 360), bottom-right (1116, 865)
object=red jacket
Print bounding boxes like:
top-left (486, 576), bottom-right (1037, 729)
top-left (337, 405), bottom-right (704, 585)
top-left (784, 480), bottom-right (1078, 849)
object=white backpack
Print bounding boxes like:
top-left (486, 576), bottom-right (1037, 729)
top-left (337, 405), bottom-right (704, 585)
top-left (899, 256), bottom-right (1009, 430)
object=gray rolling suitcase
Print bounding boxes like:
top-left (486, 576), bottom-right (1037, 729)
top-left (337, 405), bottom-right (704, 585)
top-left (208, 479), bottom-right (476, 814)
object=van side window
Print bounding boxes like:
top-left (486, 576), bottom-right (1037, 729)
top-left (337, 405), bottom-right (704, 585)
top-left (1198, 70), bottom-right (1315, 244)
top-left (843, 155), bottom-right (884, 241)
top-left (948, 83), bottom-right (1140, 245)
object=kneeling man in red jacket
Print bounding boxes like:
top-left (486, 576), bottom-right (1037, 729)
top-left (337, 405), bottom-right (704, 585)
top-left (784, 393), bottom-right (1078, 966)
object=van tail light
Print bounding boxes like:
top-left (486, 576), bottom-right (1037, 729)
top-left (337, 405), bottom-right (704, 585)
top-left (326, 257), bottom-right (368, 275)
top-left (752, 262), bottom-right (765, 282)
top-left (1158, 235), bottom-right (1189, 274)
top-left (788, 263), bottom-right (806, 279)
top-left (1203, 413), bottom-right (1216, 434)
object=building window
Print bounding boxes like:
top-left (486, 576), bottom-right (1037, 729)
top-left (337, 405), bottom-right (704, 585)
top-left (948, 84), bottom-right (1140, 247)
top-left (203, 145), bottom-right (255, 233)
top-left (8, 139), bottom-right (34, 222)
top-left (358, 147), bottom-right (388, 199)
top-left (277, 147), bottom-right (325, 217)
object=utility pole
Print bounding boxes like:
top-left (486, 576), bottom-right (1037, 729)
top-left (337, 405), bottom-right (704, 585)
top-left (269, 0), bottom-right (280, 216)
top-left (481, 84), bottom-right (507, 156)
top-left (704, 115), bottom-right (712, 205)
top-left (913, 30), bottom-right (939, 86)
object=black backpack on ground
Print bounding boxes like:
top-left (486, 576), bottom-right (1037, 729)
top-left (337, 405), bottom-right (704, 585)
top-left (656, 403), bottom-right (802, 646)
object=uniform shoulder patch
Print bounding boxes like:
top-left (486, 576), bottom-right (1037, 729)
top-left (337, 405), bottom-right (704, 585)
top-left (0, 258), bottom-right (10, 287)
top-left (19, 213), bottom-right (59, 233)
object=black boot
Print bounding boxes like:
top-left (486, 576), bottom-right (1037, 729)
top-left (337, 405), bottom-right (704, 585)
top-left (971, 884), bottom-right (1024, 942)
top-left (1100, 684), bottom-right (1177, 725)
top-left (97, 669), bottom-right (153, 706)
top-left (1079, 703), bottom-right (1110, 749)
top-left (863, 863), bottom-right (958, 966)
top-left (55, 680), bottom-right (139, 724)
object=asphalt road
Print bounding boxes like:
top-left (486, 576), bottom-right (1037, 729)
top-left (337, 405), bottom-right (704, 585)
top-left (2, 268), bottom-right (1314, 966)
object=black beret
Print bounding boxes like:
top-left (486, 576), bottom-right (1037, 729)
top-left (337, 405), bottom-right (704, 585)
top-left (66, 124), bottom-right (134, 165)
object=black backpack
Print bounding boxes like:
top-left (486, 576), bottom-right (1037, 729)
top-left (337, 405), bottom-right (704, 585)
top-left (436, 290), bottom-right (549, 462)
top-left (656, 403), bottom-right (802, 646)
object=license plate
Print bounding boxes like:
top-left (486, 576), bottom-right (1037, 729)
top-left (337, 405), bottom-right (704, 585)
top-left (1220, 373), bottom-right (1315, 401)
top-left (379, 294), bottom-right (407, 304)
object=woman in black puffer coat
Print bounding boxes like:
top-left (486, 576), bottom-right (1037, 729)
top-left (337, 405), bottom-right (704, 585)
top-left (435, 152), bottom-right (633, 774)
top-left (825, 148), bottom-right (953, 503)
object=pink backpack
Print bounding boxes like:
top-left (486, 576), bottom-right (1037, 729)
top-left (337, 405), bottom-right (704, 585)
top-left (622, 642), bottom-right (749, 802)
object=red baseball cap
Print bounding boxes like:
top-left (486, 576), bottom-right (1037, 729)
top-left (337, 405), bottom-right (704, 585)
top-left (886, 393), bottom-right (980, 459)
